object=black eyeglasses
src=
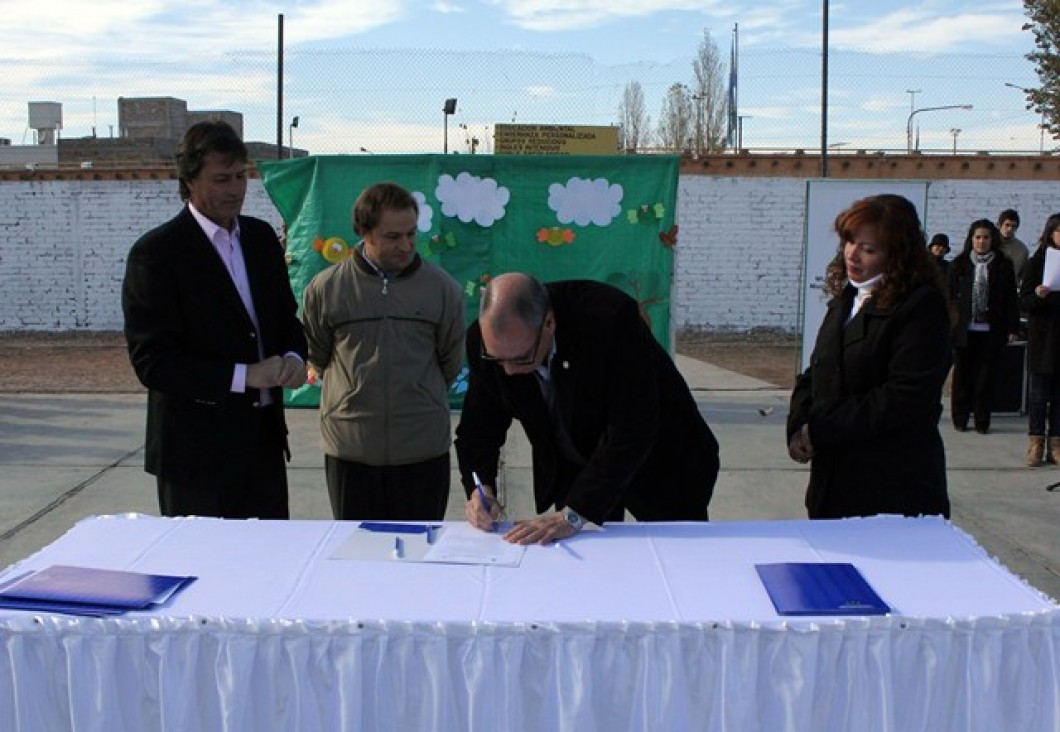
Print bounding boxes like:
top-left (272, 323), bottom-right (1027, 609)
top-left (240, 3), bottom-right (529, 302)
top-left (481, 318), bottom-right (546, 367)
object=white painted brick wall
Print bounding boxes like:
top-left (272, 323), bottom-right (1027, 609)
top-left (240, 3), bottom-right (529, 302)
top-left (2, 176), bottom-right (1058, 333)
top-left (0, 180), bottom-right (281, 330)
top-left (674, 176), bottom-right (1060, 334)
top-left (675, 177), bottom-right (807, 333)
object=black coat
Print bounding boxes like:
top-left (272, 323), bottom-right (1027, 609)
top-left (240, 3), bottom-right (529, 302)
top-left (787, 283), bottom-right (951, 519)
top-left (122, 208), bottom-right (307, 489)
top-left (947, 253), bottom-right (1020, 350)
top-left (455, 280), bottom-right (719, 524)
top-left (1019, 247), bottom-right (1060, 374)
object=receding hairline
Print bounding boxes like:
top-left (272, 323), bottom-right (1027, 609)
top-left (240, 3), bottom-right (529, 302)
top-left (480, 273), bottom-right (550, 332)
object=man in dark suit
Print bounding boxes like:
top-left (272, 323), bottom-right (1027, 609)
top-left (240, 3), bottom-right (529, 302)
top-left (122, 121), bottom-right (308, 519)
top-left (456, 273), bottom-right (719, 544)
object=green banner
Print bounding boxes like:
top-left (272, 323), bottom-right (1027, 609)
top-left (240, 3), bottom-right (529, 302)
top-left (259, 154), bottom-right (679, 407)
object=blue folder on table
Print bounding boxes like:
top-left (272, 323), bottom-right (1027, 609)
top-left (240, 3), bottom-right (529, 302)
top-left (0, 565), bottom-right (196, 617)
top-left (755, 562), bottom-right (890, 616)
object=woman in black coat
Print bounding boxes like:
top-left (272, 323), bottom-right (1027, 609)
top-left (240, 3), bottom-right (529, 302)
top-left (947, 219), bottom-right (1020, 434)
top-left (1019, 212), bottom-right (1060, 466)
top-left (787, 194), bottom-right (952, 519)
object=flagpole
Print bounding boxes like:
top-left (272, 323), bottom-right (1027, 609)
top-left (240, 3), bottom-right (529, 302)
top-left (728, 23), bottom-right (739, 150)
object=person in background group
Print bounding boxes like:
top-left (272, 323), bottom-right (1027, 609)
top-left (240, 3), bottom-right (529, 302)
top-left (1019, 213), bottom-right (1060, 467)
top-left (787, 194), bottom-right (952, 519)
top-left (301, 182), bottom-right (465, 521)
top-left (947, 219), bottom-right (1020, 434)
top-left (928, 233), bottom-right (951, 278)
top-left (998, 208), bottom-right (1029, 288)
top-left (457, 274), bottom-right (720, 544)
top-left (122, 121), bottom-right (308, 519)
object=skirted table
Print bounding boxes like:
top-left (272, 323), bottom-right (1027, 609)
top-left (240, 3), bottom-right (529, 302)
top-left (0, 514), bottom-right (1056, 731)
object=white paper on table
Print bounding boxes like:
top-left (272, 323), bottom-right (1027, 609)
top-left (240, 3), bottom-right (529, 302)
top-left (422, 522), bottom-right (526, 567)
top-left (1043, 247), bottom-right (1060, 290)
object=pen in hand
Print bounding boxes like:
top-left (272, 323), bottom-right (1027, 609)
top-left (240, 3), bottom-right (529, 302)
top-left (472, 471), bottom-right (495, 531)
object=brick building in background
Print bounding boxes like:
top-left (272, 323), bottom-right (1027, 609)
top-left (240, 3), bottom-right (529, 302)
top-left (0, 97), bottom-right (300, 169)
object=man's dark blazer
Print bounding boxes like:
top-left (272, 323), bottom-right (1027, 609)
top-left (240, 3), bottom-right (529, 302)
top-left (122, 207), bottom-right (307, 490)
top-left (455, 280), bottom-right (719, 524)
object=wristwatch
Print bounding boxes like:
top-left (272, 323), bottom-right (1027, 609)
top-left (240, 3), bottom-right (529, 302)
top-left (563, 508), bottom-right (585, 532)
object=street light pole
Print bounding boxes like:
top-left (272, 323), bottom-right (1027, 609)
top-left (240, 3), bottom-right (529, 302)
top-left (950, 128), bottom-right (960, 155)
top-left (906, 105), bottom-right (972, 153)
top-left (905, 89), bottom-right (921, 151)
top-left (820, 0), bottom-right (829, 177)
top-left (443, 98), bottom-right (457, 154)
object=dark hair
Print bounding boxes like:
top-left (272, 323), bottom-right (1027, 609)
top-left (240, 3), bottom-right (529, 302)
top-left (1035, 212), bottom-right (1060, 253)
top-left (823, 194), bottom-right (944, 308)
top-left (958, 219), bottom-right (1001, 256)
top-left (998, 209), bottom-right (1020, 227)
top-left (176, 121), bottom-right (247, 201)
top-left (352, 182), bottom-right (419, 236)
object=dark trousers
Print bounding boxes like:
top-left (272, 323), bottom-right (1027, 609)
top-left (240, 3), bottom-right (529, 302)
top-left (157, 409), bottom-right (290, 519)
top-left (325, 453), bottom-right (450, 520)
top-left (1028, 372), bottom-right (1060, 437)
top-left (952, 331), bottom-right (1001, 430)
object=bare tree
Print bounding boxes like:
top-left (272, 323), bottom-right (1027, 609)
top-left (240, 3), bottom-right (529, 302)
top-left (617, 81), bottom-right (651, 151)
top-left (692, 29), bottom-right (729, 154)
top-left (657, 83), bottom-right (694, 151)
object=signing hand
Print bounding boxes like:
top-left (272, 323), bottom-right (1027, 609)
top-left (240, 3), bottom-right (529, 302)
top-left (464, 485), bottom-right (500, 531)
top-left (1036, 285), bottom-right (1051, 299)
top-left (502, 513), bottom-right (576, 546)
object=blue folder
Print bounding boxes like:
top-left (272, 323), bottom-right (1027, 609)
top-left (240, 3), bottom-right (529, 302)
top-left (0, 565), bottom-right (196, 617)
top-left (755, 562), bottom-right (891, 616)
top-left (358, 522), bottom-right (439, 534)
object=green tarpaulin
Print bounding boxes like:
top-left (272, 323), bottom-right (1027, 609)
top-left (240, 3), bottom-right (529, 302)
top-left (259, 154), bottom-right (679, 407)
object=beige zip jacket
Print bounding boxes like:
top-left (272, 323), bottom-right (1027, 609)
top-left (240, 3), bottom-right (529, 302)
top-left (302, 248), bottom-right (465, 465)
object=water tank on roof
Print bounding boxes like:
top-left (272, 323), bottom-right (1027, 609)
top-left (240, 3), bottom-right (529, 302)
top-left (28, 102), bottom-right (62, 145)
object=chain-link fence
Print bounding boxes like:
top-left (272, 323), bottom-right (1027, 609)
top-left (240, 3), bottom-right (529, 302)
top-left (0, 46), bottom-right (1045, 157)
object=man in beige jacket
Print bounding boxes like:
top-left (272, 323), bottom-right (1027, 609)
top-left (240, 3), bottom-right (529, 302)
top-left (301, 182), bottom-right (465, 520)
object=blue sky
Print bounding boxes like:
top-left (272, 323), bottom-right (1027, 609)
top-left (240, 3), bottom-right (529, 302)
top-left (0, 1), bottom-right (1042, 154)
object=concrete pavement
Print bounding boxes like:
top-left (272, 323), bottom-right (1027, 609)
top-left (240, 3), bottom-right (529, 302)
top-left (1, 356), bottom-right (1057, 601)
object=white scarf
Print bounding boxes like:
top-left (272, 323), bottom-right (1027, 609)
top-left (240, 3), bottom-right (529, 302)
top-left (971, 250), bottom-right (995, 321)
top-left (847, 273), bottom-right (884, 324)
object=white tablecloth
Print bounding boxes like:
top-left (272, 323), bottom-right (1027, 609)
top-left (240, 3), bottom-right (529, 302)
top-left (0, 514), bottom-right (1056, 731)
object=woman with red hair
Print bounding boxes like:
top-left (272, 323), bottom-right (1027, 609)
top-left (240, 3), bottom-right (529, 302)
top-left (787, 194), bottom-right (952, 518)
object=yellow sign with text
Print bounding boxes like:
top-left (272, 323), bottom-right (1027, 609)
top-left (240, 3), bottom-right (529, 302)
top-left (493, 124), bottom-right (620, 155)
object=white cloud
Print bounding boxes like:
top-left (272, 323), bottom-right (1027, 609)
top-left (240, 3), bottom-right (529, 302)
top-left (294, 117), bottom-right (449, 154)
top-left (736, 5), bottom-right (1028, 54)
top-left (862, 95), bottom-right (902, 114)
top-left (435, 172), bottom-right (510, 226)
top-left (831, 9), bottom-right (1027, 54)
top-left (0, 1), bottom-right (405, 61)
top-left (548, 177), bottom-right (623, 227)
top-left (431, 1), bottom-right (468, 13)
top-left (412, 191), bottom-right (434, 231)
top-left (485, 0), bottom-right (721, 32)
